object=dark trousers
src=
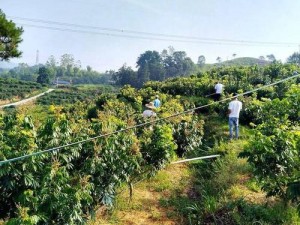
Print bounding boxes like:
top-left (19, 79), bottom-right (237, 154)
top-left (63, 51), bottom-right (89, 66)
top-left (214, 93), bottom-right (221, 101)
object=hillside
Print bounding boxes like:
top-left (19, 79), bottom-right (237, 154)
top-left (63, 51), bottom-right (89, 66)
top-left (220, 57), bottom-right (270, 66)
top-left (201, 57), bottom-right (270, 71)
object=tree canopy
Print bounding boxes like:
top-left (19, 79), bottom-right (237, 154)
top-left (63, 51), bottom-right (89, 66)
top-left (287, 52), bottom-right (300, 65)
top-left (0, 10), bottom-right (23, 61)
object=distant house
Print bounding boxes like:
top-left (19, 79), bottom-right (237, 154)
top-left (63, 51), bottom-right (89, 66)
top-left (54, 78), bottom-right (72, 87)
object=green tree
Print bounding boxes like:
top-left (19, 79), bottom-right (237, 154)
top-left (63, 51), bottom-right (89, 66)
top-left (287, 52), bottom-right (300, 65)
top-left (163, 50), bottom-right (195, 77)
top-left (137, 63), bottom-right (150, 87)
top-left (266, 54), bottom-right (276, 62)
top-left (46, 55), bottom-right (57, 68)
top-left (60, 54), bottom-right (75, 76)
top-left (0, 10), bottom-right (23, 60)
top-left (87, 65), bottom-right (92, 72)
top-left (197, 55), bottom-right (206, 67)
top-left (45, 55), bottom-right (57, 78)
top-left (112, 64), bottom-right (137, 87)
top-left (137, 50), bottom-right (165, 82)
top-left (37, 66), bottom-right (51, 84)
top-left (240, 87), bottom-right (300, 202)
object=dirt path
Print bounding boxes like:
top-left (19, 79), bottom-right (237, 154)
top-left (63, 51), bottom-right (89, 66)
top-left (90, 163), bottom-right (191, 225)
top-left (0, 89), bottom-right (54, 108)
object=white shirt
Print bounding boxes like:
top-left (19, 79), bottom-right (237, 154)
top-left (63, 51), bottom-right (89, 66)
top-left (228, 99), bottom-right (242, 118)
top-left (142, 110), bottom-right (156, 117)
top-left (214, 83), bottom-right (223, 94)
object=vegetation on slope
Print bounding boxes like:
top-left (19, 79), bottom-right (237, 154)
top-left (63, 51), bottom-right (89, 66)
top-left (0, 62), bottom-right (299, 224)
top-left (0, 78), bottom-right (46, 104)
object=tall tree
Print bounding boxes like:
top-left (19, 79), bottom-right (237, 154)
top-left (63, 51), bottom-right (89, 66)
top-left (87, 65), bottom-right (92, 72)
top-left (197, 55), bottom-right (206, 67)
top-left (287, 52), bottom-right (300, 65)
top-left (266, 54), bottom-right (276, 62)
top-left (216, 56), bottom-right (222, 63)
top-left (60, 54), bottom-right (75, 69)
top-left (0, 10), bottom-right (23, 61)
top-left (112, 64), bottom-right (137, 87)
top-left (137, 63), bottom-right (150, 87)
top-left (37, 66), bottom-right (51, 84)
top-left (46, 55), bottom-right (57, 68)
top-left (137, 50), bottom-right (165, 82)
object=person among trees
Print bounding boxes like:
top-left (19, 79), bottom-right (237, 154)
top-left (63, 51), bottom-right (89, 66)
top-left (228, 94), bottom-right (242, 139)
top-left (142, 102), bottom-right (157, 117)
top-left (214, 81), bottom-right (223, 101)
top-left (153, 95), bottom-right (161, 108)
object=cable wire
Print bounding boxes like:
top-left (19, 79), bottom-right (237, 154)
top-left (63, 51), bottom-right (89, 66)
top-left (8, 16), bottom-right (299, 47)
top-left (14, 23), bottom-right (285, 47)
top-left (0, 72), bottom-right (299, 166)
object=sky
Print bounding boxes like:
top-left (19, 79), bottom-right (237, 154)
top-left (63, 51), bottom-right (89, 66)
top-left (1, 0), bottom-right (300, 72)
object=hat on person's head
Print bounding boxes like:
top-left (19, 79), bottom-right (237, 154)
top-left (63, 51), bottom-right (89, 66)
top-left (155, 95), bottom-right (159, 98)
top-left (145, 102), bottom-right (156, 109)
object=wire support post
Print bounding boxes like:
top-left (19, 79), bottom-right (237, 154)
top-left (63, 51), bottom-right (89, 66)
top-left (171, 154), bottom-right (220, 164)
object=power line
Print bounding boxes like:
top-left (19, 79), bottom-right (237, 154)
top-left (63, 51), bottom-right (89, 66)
top-left (0, 72), bottom-right (299, 166)
top-left (8, 16), bottom-right (299, 47)
top-left (13, 22), bottom-right (296, 48)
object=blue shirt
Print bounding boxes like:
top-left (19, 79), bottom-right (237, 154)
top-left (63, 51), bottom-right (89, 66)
top-left (153, 99), bottom-right (161, 107)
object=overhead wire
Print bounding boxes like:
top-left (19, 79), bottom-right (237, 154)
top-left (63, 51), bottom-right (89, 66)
top-left (8, 16), bottom-right (299, 47)
top-left (0, 72), bottom-right (299, 166)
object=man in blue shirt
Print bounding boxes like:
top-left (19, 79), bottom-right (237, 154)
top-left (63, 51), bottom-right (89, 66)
top-left (153, 95), bottom-right (161, 108)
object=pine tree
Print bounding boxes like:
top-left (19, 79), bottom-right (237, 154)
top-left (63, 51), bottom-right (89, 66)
top-left (0, 10), bottom-right (23, 61)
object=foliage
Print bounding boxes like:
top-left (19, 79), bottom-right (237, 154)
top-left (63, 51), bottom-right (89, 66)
top-left (240, 86), bottom-right (300, 201)
top-left (112, 47), bottom-right (197, 87)
top-left (0, 79), bottom-right (206, 223)
top-left (0, 56), bottom-right (112, 84)
top-left (172, 116), bottom-right (204, 157)
top-left (0, 78), bottom-right (45, 101)
top-left (140, 124), bottom-right (177, 170)
top-left (287, 52), bottom-right (300, 65)
top-left (36, 88), bottom-right (102, 106)
top-left (0, 10), bottom-right (23, 60)
top-left (36, 66), bottom-right (51, 84)
top-left (1, 60), bottom-right (299, 224)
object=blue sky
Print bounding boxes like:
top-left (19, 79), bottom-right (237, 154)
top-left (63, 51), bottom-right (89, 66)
top-left (1, 0), bottom-right (300, 72)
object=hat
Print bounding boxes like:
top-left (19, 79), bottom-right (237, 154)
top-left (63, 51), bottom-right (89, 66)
top-left (145, 102), bottom-right (156, 109)
top-left (155, 95), bottom-right (159, 98)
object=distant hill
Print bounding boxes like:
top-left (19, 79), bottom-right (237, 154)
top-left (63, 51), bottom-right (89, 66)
top-left (220, 57), bottom-right (270, 66)
top-left (201, 57), bottom-right (270, 71)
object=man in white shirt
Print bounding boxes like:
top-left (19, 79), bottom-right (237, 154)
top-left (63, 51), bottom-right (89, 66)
top-left (142, 102), bottom-right (157, 117)
top-left (228, 95), bottom-right (242, 139)
top-left (214, 81), bottom-right (223, 101)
